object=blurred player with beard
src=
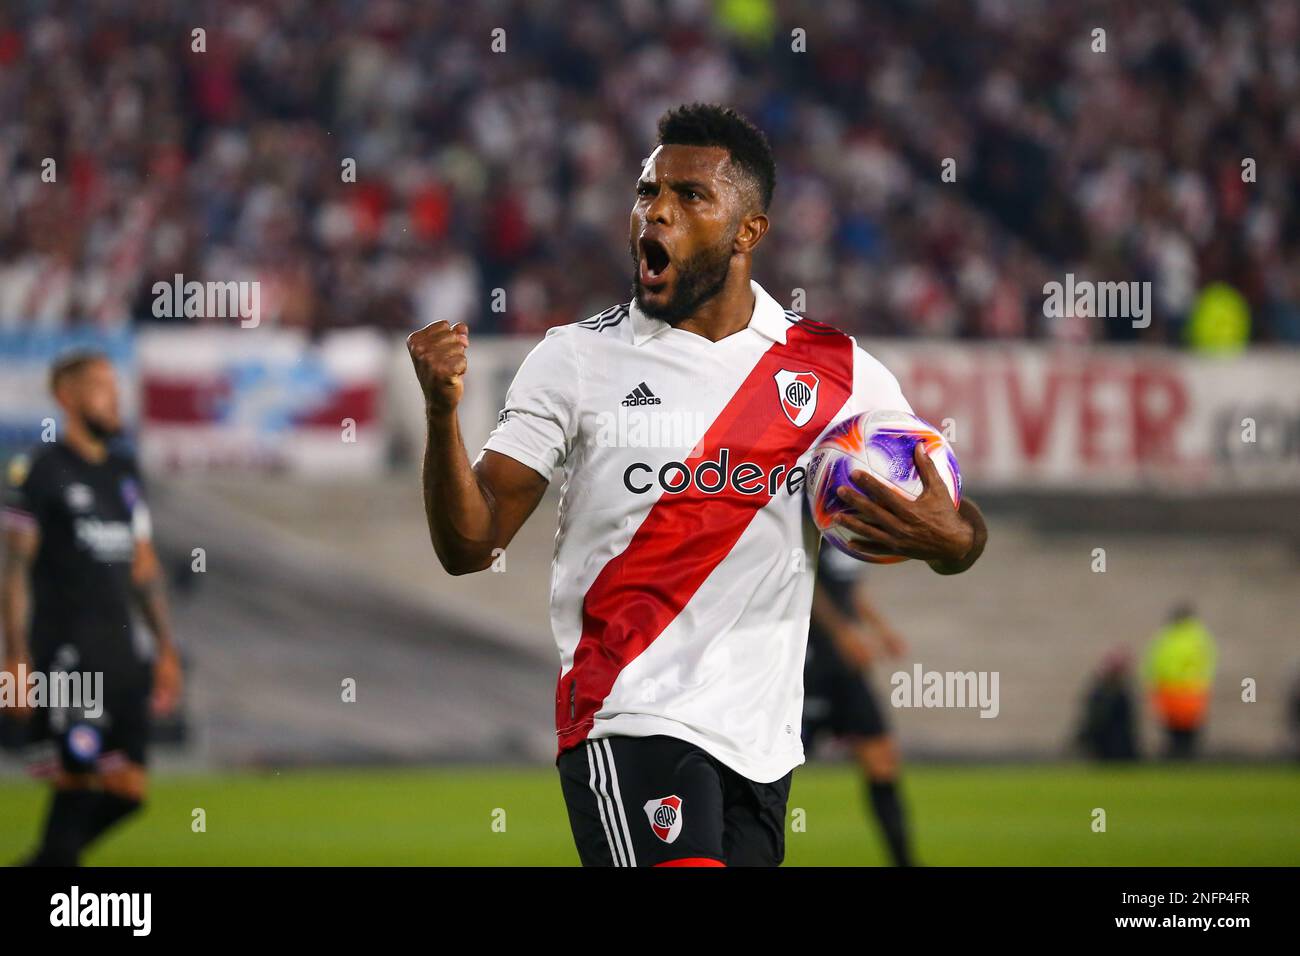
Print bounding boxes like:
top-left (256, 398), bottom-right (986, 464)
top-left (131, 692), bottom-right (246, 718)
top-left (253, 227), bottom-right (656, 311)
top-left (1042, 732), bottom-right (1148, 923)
top-left (407, 104), bottom-right (988, 866)
top-left (1, 351), bottom-right (182, 866)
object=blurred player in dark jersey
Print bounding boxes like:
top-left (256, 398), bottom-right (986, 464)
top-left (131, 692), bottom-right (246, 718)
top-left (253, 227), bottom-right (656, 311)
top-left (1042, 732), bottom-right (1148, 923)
top-left (1, 350), bottom-right (182, 866)
top-left (803, 526), bottom-right (914, 866)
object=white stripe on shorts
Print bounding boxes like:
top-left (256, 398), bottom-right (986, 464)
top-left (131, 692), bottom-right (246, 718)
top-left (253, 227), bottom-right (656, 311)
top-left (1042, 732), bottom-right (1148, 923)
top-left (587, 740), bottom-right (627, 866)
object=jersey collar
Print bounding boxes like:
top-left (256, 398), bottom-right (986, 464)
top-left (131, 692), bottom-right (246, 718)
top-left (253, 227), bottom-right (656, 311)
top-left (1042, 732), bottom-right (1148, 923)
top-left (629, 280), bottom-right (791, 346)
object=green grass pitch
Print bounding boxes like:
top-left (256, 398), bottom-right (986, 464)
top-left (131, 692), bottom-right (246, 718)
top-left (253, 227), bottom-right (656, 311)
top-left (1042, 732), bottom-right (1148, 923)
top-left (0, 763), bottom-right (1295, 865)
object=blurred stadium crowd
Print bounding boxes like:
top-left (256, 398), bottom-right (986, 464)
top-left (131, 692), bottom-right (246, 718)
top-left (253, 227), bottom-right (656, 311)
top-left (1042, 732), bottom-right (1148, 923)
top-left (1, 0), bottom-right (1297, 345)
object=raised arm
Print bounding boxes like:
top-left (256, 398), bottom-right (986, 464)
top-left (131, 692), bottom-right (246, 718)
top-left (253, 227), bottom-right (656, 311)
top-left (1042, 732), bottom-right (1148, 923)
top-left (407, 321), bottom-right (549, 575)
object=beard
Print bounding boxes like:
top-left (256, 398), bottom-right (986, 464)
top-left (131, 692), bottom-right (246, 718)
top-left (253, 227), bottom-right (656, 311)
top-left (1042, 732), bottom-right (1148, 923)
top-left (631, 236), bottom-right (734, 326)
top-left (83, 412), bottom-right (121, 442)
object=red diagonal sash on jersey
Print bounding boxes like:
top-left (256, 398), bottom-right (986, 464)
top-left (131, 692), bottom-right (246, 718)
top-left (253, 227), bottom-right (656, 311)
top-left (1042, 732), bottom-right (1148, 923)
top-left (556, 322), bottom-right (853, 751)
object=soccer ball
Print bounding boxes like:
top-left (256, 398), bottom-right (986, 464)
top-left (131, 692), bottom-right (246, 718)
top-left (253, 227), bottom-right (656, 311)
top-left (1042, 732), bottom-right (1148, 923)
top-left (805, 409), bottom-right (962, 564)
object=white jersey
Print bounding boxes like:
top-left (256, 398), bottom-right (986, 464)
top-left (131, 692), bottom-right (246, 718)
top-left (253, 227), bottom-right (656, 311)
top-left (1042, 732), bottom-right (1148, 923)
top-left (479, 280), bottom-right (912, 782)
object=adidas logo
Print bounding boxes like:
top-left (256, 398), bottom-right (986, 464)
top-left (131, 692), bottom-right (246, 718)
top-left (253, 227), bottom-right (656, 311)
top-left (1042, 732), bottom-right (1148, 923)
top-left (621, 382), bottom-right (662, 407)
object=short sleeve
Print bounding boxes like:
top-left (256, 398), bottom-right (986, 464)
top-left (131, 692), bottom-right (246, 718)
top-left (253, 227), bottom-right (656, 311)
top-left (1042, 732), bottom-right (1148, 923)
top-left (1, 453), bottom-right (39, 534)
top-left (844, 340), bottom-right (912, 418)
top-left (477, 326), bottom-right (579, 483)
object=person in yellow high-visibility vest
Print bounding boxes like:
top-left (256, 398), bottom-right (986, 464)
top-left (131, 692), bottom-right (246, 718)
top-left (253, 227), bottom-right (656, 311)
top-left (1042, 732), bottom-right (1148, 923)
top-left (1143, 604), bottom-right (1217, 759)
top-left (1186, 282), bottom-right (1250, 353)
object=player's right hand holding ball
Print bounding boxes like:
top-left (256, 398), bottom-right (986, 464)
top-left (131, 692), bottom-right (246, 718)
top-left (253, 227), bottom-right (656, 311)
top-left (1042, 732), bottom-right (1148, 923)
top-left (406, 320), bottom-right (469, 414)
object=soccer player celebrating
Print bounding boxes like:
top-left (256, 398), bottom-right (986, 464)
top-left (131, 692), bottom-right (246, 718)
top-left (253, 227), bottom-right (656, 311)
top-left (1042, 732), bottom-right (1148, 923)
top-left (1, 351), bottom-right (182, 866)
top-left (407, 104), bottom-right (987, 866)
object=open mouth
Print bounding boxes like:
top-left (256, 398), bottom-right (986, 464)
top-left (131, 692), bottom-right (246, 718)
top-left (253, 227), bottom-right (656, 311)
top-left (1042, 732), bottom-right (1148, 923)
top-left (638, 236), bottom-right (672, 287)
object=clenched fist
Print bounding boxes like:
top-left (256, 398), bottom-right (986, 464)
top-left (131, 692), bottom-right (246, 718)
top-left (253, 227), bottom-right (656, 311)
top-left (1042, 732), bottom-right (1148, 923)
top-left (407, 320), bottom-right (469, 414)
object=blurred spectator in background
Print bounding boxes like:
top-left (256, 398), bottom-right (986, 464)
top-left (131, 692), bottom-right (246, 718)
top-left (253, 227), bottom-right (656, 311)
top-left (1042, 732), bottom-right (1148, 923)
top-left (1143, 603), bottom-right (1217, 759)
top-left (0, 0), bottom-right (1297, 343)
top-left (1074, 646), bottom-right (1139, 761)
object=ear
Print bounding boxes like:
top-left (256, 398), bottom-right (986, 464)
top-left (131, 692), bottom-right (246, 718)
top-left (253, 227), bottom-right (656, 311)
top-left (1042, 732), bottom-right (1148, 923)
top-left (733, 211), bottom-right (769, 255)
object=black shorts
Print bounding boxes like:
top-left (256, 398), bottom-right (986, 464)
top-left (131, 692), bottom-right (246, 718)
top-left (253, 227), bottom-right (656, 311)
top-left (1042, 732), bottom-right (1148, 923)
top-left (802, 637), bottom-right (889, 748)
top-left (28, 655), bottom-right (152, 773)
top-left (557, 735), bottom-right (792, 867)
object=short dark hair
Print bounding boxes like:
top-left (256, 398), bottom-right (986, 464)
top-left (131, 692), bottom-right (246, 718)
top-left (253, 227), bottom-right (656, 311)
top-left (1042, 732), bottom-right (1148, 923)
top-left (656, 103), bottom-right (776, 212)
top-left (49, 349), bottom-right (109, 393)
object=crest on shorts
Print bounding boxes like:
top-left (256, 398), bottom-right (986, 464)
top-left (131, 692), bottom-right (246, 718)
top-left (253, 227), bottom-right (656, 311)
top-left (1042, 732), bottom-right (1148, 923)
top-left (643, 794), bottom-right (684, 844)
top-left (774, 369), bottom-right (819, 427)
top-left (67, 723), bottom-right (102, 763)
